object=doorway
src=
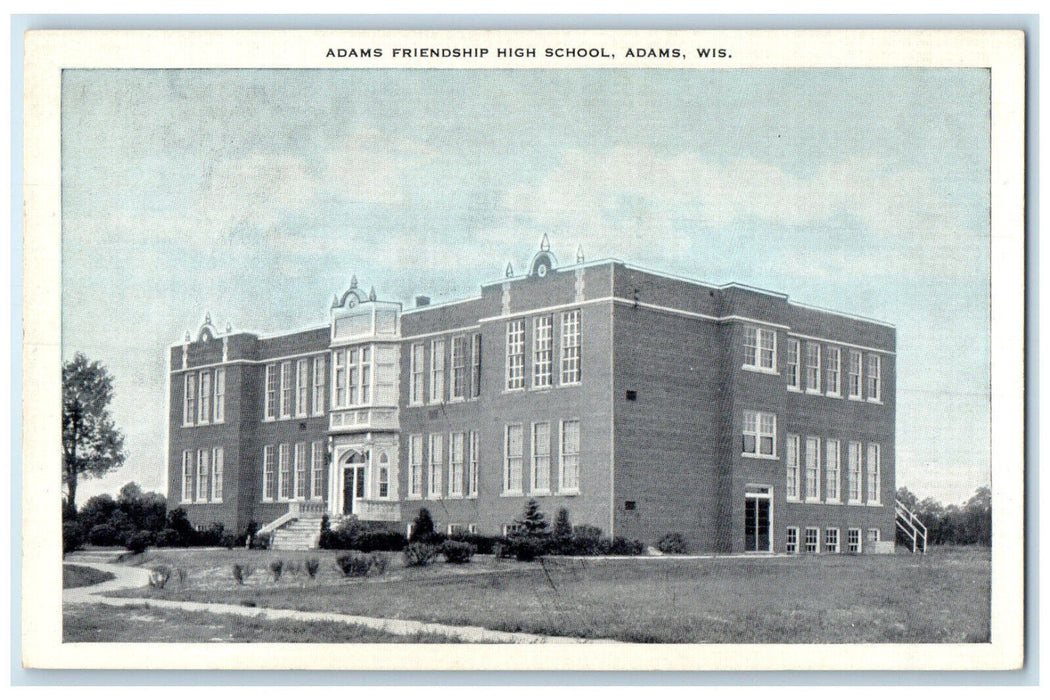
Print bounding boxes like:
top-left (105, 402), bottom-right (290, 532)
top-left (342, 450), bottom-right (367, 515)
top-left (744, 486), bottom-right (772, 552)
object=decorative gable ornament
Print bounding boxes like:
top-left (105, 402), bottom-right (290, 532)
top-left (528, 236), bottom-right (558, 278)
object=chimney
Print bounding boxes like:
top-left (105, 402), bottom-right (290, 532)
top-left (415, 295), bottom-right (431, 308)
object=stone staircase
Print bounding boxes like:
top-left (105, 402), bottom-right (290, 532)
top-left (268, 516), bottom-right (324, 551)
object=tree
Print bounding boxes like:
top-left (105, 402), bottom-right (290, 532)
top-left (895, 486), bottom-right (919, 512)
top-left (515, 499), bottom-right (549, 534)
top-left (410, 508), bottom-right (436, 542)
top-left (63, 353), bottom-right (125, 512)
top-left (553, 507), bottom-right (573, 540)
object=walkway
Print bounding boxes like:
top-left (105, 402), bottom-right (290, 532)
top-left (63, 554), bottom-right (615, 644)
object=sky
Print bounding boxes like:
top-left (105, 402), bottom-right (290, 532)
top-left (61, 68), bottom-right (991, 506)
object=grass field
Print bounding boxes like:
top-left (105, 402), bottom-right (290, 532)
top-left (101, 546), bottom-right (990, 643)
top-left (63, 564), bottom-right (116, 589)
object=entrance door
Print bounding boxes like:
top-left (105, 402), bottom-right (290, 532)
top-left (744, 488), bottom-right (772, 552)
top-left (342, 451), bottom-right (367, 515)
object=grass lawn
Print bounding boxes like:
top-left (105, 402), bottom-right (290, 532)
top-left (102, 546), bottom-right (990, 643)
top-left (63, 602), bottom-right (459, 643)
top-left (63, 564), bottom-right (116, 589)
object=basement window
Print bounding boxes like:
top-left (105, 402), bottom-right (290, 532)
top-left (624, 500), bottom-right (637, 511)
top-left (625, 390), bottom-right (637, 401)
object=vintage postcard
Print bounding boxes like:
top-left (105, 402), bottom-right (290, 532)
top-left (22, 29), bottom-right (1025, 671)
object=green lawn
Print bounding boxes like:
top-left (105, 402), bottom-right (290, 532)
top-left (102, 546), bottom-right (990, 643)
top-left (63, 564), bottom-right (116, 589)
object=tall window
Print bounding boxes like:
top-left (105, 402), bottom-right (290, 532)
top-left (532, 422), bottom-right (551, 493)
top-left (197, 448), bottom-right (211, 502)
top-left (280, 361), bottom-right (293, 418)
top-left (825, 528), bottom-right (840, 553)
top-left (378, 452), bottom-right (390, 498)
top-left (742, 410), bottom-right (776, 457)
top-left (560, 419), bottom-right (580, 492)
top-left (430, 339), bottom-right (445, 403)
top-left (198, 371), bottom-right (212, 424)
top-left (743, 326), bottom-right (776, 371)
top-left (805, 342), bottom-right (821, 393)
top-left (265, 364), bottom-right (278, 420)
top-left (360, 347), bottom-right (372, 403)
top-left (428, 433), bottom-right (444, 498)
top-left (296, 359), bottom-right (309, 416)
top-left (410, 343), bottom-right (425, 404)
top-left (311, 441), bottom-right (325, 500)
top-left (451, 336), bottom-right (466, 400)
top-left (504, 424), bottom-right (523, 493)
top-left (848, 528), bottom-right (862, 553)
top-left (312, 356), bottom-right (325, 415)
top-left (786, 434), bottom-right (801, 501)
top-left (786, 339), bottom-right (801, 390)
top-left (333, 350), bottom-right (347, 406)
top-left (786, 527), bottom-right (799, 554)
top-left (467, 431), bottom-right (479, 497)
top-left (278, 443), bottom-right (292, 500)
top-left (847, 441), bottom-right (863, 503)
top-left (262, 445), bottom-right (276, 501)
top-left (449, 432), bottom-right (465, 496)
top-left (181, 451), bottom-right (194, 502)
top-left (294, 442), bottom-right (308, 500)
top-left (867, 443), bottom-right (881, 504)
top-left (184, 373), bottom-right (196, 425)
top-left (214, 368), bottom-right (225, 423)
top-left (348, 349), bottom-right (359, 404)
top-left (804, 527), bottom-right (820, 553)
top-left (825, 439), bottom-right (841, 502)
top-left (805, 437), bottom-right (820, 501)
top-left (866, 354), bottom-right (882, 401)
top-left (409, 434), bottom-right (423, 497)
top-left (825, 347), bottom-right (841, 396)
top-left (212, 447), bottom-right (224, 501)
top-left (848, 350), bottom-right (862, 399)
top-left (506, 320), bottom-right (525, 390)
top-left (560, 310), bottom-right (581, 384)
top-left (532, 316), bottom-right (553, 388)
top-left (470, 333), bottom-right (482, 398)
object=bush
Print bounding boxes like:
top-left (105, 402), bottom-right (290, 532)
top-left (442, 540), bottom-right (476, 564)
top-left (250, 532), bottom-right (271, 550)
top-left (573, 524), bottom-right (603, 539)
top-left (87, 523), bottom-right (119, 546)
top-left (511, 535), bottom-right (545, 562)
top-left (335, 552), bottom-right (372, 577)
top-left (148, 565), bottom-right (172, 589)
top-left (220, 533), bottom-right (238, 549)
top-left (304, 557), bottom-right (320, 579)
top-left (125, 530), bottom-right (153, 554)
top-left (318, 521), bottom-right (407, 552)
top-left (269, 559), bottom-right (284, 582)
top-left (153, 528), bottom-right (181, 548)
top-left (657, 532), bottom-right (688, 554)
top-left (284, 560), bottom-right (301, 577)
top-left (602, 537), bottom-right (646, 556)
top-left (63, 521), bottom-right (85, 555)
top-left (368, 552), bottom-right (390, 575)
top-left (409, 508), bottom-right (439, 543)
top-left (403, 542), bottom-right (437, 567)
top-left (448, 533), bottom-right (501, 555)
top-left (232, 563), bottom-right (254, 585)
top-left (516, 500), bottom-right (550, 535)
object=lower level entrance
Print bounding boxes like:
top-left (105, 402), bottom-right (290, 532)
top-left (744, 486), bottom-right (772, 552)
top-left (342, 451), bottom-right (367, 516)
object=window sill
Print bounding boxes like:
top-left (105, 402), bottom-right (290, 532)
top-left (787, 386), bottom-right (802, 393)
top-left (848, 395), bottom-right (863, 402)
top-left (742, 365), bottom-right (779, 376)
top-left (866, 398), bottom-right (883, 405)
top-left (866, 501), bottom-right (883, 507)
top-left (500, 491), bottom-right (524, 498)
top-left (741, 452), bottom-right (779, 460)
top-left (805, 389), bottom-right (822, 396)
top-left (558, 489), bottom-right (581, 496)
top-left (786, 496), bottom-right (801, 503)
top-left (530, 489), bottom-right (551, 497)
top-left (804, 497), bottom-right (822, 504)
top-left (825, 392), bottom-right (841, 399)
top-left (502, 387), bottom-right (526, 395)
top-left (847, 500), bottom-right (865, 506)
top-left (405, 495), bottom-right (423, 501)
top-left (448, 396), bottom-right (466, 404)
top-left (825, 498), bottom-right (841, 505)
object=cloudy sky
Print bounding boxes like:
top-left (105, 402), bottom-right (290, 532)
top-left (62, 68), bottom-right (990, 505)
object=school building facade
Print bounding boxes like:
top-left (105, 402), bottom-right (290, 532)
top-left (167, 241), bottom-right (897, 553)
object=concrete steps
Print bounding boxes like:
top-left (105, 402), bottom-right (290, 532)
top-left (269, 516), bottom-right (324, 551)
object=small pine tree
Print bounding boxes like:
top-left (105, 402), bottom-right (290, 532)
top-left (516, 499), bottom-right (549, 534)
top-left (411, 508), bottom-right (436, 542)
top-left (553, 508), bottom-right (572, 539)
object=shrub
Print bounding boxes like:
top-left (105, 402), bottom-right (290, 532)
top-left (573, 524), bottom-right (603, 539)
top-left (220, 533), bottom-right (238, 549)
top-left (250, 532), bottom-right (271, 550)
top-left (553, 508), bottom-right (573, 539)
top-left (318, 521), bottom-right (407, 552)
top-left (125, 530), bottom-right (153, 554)
top-left (63, 521), bottom-right (85, 555)
top-left (402, 542), bottom-right (437, 567)
top-left (175, 567), bottom-right (187, 586)
top-left (449, 533), bottom-right (501, 555)
top-left (153, 528), bottom-right (181, 548)
top-left (657, 532), bottom-right (688, 554)
top-left (232, 563), bottom-right (254, 585)
top-left (409, 508), bottom-right (438, 543)
top-left (515, 499), bottom-right (550, 535)
top-left (442, 540), bottom-right (476, 564)
top-left (368, 552), bottom-right (390, 575)
top-left (512, 536), bottom-right (545, 562)
top-left (269, 559), bottom-right (284, 582)
top-left (602, 537), bottom-right (646, 556)
top-left (148, 565), bottom-right (172, 589)
top-left (304, 557), bottom-right (320, 579)
top-left (335, 552), bottom-right (372, 577)
top-left (87, 523), bottom-right (119, 546)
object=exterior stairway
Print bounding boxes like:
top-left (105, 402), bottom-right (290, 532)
top-left (895, 498), bottom-right (928, 553)
top-left (269, 516), bottom-right (324, 551)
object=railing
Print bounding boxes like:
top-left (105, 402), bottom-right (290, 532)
top-left (895, 499), bottom-right (928, 553)
top-left (257, 501), bottom-right (327, 536)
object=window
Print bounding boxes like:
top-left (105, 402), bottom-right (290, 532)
top-left (262, 445), bottom-right (276, 501)
top-left (409, 434), bottom-right (423, 497)
top-left (335, 347), bottom-right (373, 407)
top-left (805, 342), bottom-right (821, 393)
top-left (825, 439), bottom-right (841, 502)
top-left (360, 347), bottom-right (372, 403)
top-left (278, 443), bottom-right (292, 500)
top-left (506, 320), bottom-right (525, 390)
top-left (410, 343), bottom-right (425, 404)
top-left (470, 333), bottom-right (482, 398)
top-left (428, 434), bottom-right (443, 497)
top-left (560, 309), bottom-right (581, 384)
top-left (467, 431), bottom-right (479, 497)
top-left (181, 450), bottom-right (194, 503)
top-left (430, 339), bottom-right (445, 403)
top-left (214, 368), bottom-right (225, 423)
top-left (264, 364), bottom-right (277, 420)
top-left (312, 356), bottom-right (325, 415)
top-left (449, 432), bottom-right (465, 496)
top-left (504, 424), bottom-right (523, 493)
top-left (532, 422), bottom-right (551, 493)
top-left (311, 441), bottom-right (325, 500)
top-left (805, 437), bottom-right (820, 501)
top-left (377, 452), bottom-right (390, 498)
top-left (848, 350), bottom-right (862, 399)
top-left (348, 349), bottom-right (359, 404)
top-left (280, 361), bottom-right (293, 418)
top-left (212, 447), bottom-right (224, 502)
top-left (866, 354), bottom-right (882, 401)
top-left (743, 326), bottom-right (776, 371)
top-left (786, 527), bottom-right (799, 554)
top-left (334, 350), bottom-right (347, 406)
top-left (786, 339), bottom-right (801, 390)
top-left (786, 434), bottom-right (801, 501)
top-left (867, 528), bottom-right (881, 543)
top-left (825, 347), bottom-right (841, 396)
top-left (825, 528), bottom-right (840, 553)
top-left (294, 442), bottom-right (308, 500)
top-left (847, 441), bottom-right (863, 504)
top-left (742, 410), bottom-right (776, 457)
top-left (451, 336), bottom-right (466, 400)
top-left (184, 373), bottom-right (196, 425)
top-left (804, 527), bottom-right (820, 553)
top-left (198, 371), bottom-right (212, 424)
top-left (848, 528), bottom-right (862, 553)
top-left (560, 419), bottom-right (580, 492)
top-left (197, 448), bottom-right (211, 502)
top-left (533, 315), bottom-right (553, 388)
top-left (867, 443), bottom-right (881, 504)
top-left (296, 359), bottom-right (309, 416)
